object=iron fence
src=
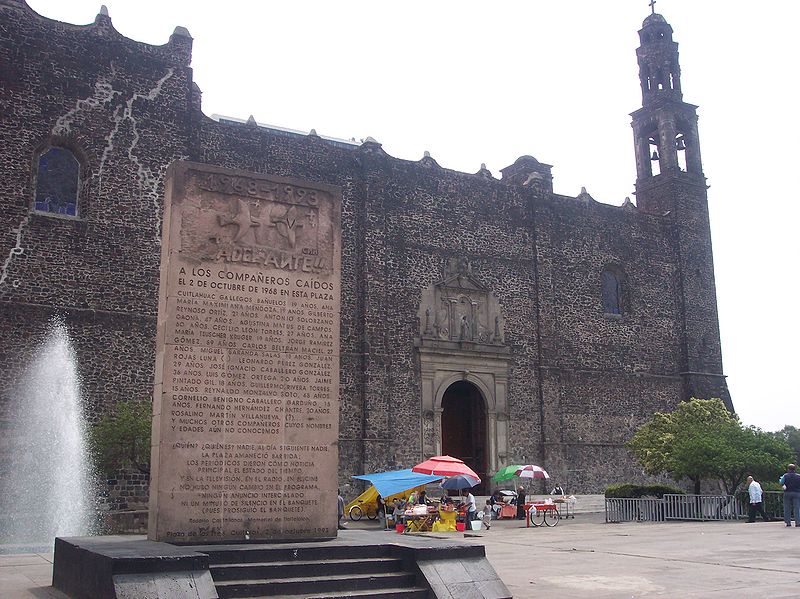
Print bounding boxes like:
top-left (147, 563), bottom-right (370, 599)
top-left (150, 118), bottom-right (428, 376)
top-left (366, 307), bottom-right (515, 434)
top-left (605, 497), bottom-right (664, 523)
top-left (662, 494), bottom-right (741, 520)
top-left (606, 493), bottom-right (751, 523)
top-left (736, 490), bottom-right (785, 520)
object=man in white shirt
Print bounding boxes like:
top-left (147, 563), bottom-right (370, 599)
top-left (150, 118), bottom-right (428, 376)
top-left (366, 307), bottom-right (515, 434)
top-left (466, 491), bottom-right (477, 525)
top-left (747, 476), bottom-right (770, 523)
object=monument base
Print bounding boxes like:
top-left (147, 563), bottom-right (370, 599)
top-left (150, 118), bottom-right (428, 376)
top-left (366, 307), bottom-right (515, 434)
top-left (52, 531), bottom-right (510, 599)
top-left (52, 536), bottom-right (216, 599)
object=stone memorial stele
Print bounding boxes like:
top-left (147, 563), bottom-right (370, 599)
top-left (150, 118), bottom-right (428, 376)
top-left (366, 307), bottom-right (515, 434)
top-left (149, 161), bottom-right (341, 542)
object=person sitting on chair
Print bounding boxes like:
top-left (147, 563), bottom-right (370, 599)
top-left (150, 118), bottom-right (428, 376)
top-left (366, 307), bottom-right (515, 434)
top-left (392, 498), bottom-right (405, 527)
top-left (550, 484), bottom-right (564, 496)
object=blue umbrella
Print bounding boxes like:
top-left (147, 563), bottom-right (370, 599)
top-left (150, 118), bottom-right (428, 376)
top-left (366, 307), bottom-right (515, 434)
top-left (440, 474), bottom-right (480, 490)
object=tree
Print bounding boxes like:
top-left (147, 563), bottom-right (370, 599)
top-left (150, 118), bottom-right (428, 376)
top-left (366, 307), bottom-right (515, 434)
top-left (771, 425), bottom-right (800, 463)
top-left (626, 398), bottom-right (794, 495)
top-left (89, 401), bottom-right (152, 476)
top-left (715, 425), bottom-right (793, 495)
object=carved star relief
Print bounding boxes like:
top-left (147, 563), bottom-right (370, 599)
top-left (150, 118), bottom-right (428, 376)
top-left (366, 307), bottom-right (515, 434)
top-left (270, 205), bottom-right (304, 248)
top-left (218, 199), bottom-right (258, 242)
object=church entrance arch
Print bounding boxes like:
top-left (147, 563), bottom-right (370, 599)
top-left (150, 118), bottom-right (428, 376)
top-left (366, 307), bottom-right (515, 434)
top-left (416, 258), bottom-right (513, 492)
top-left (441, 380), bottom-right (487, 493)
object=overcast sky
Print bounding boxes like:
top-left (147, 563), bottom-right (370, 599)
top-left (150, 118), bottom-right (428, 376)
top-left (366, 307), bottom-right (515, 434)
top-left (27, 1), bottom-right (799, 432)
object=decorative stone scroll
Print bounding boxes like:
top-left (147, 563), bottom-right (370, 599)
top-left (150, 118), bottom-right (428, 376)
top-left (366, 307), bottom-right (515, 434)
top-left (418, 258), bottom-right (505, 345)
top-left (149, 162), bottom-right (341, 543)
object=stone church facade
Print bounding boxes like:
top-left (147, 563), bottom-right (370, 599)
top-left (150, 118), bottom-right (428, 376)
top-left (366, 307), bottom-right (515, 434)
top-left (0, 1), bottom-right (730, 497)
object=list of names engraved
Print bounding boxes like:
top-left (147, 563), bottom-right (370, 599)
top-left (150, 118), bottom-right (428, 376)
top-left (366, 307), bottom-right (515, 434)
top-left (149, 163), bottom-right (341, 542)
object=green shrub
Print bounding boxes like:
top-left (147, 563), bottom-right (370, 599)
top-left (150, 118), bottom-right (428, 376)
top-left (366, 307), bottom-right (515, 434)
top-left (89, 400), bottom-right (152, 476)
top-left (605, 483), bottom-right (685, 498)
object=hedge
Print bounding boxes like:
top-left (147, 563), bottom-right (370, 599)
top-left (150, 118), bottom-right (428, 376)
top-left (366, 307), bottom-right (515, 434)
top-left (604, 483), bottom-right (686, 498)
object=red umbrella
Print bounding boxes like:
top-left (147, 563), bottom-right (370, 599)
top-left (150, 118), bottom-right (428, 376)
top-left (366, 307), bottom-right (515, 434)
top-left (515, 464), bottom-right (550, 479)
top-left (412, 455), bottom-right (481, 482)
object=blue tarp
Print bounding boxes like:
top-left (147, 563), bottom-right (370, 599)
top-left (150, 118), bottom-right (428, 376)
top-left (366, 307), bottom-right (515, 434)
top-left (352, 469), bottom-right (443, 497)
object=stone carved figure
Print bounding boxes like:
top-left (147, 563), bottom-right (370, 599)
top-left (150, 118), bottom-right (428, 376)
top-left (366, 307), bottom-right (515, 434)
top-left (459, 314), bottom-right (471, 341)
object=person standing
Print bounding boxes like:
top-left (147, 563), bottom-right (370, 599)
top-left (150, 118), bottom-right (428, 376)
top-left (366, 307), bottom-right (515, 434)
top-left (337, 489), bottom-right (346, 529)
top-left (376, 493), bottom-right (387, 530)
top-left (516, 486), bottom-right (527, 520)
top-left (746, 476), bottom-right (770, 522)
top-left (481, 499), bottom-right (493, 530)
top-left (780, 463), bottom-right (800, 527)
top-left (466, 490), bottom-right (477, 524)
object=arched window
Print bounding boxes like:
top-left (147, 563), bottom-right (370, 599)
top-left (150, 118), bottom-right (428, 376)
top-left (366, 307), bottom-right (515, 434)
top-left (34, 147), bottom-right (80, 217)
top-left (601, 269), bottom-right (622, 315)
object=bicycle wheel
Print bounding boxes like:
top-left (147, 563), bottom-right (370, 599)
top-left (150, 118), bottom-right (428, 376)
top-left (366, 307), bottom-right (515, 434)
top-left (544, 507), bottom-right (560, 527)
top-left (349, 505), bottom-right (363, 521)
top-left (528, 507), bottom-right (545, 527)
top-left (367, 507), bottom-right (378, 520)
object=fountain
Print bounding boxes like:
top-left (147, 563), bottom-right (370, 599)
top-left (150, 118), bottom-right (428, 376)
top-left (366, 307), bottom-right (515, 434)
top-left (0, 319), bottom-right (97, 550)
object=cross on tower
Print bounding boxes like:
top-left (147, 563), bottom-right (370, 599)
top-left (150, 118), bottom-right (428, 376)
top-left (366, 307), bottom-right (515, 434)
top-left (649, 0), bottom-right (656, 14)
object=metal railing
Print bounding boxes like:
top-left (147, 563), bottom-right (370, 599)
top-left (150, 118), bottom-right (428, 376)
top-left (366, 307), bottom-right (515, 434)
top-left (605, 497), bottom-right (663, 523)
top-left (605, 493), bottom-right (745, 523)
top-left (663, 494), bottom-right (741, 521)
top-left (737, 490), bottom-right (785, 520)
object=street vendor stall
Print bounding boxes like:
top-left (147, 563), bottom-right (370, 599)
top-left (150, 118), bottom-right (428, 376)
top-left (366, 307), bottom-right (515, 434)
top-left (403, 504), bottom-right (439, 532)
top-left (348, 469), bottom-right (442, 521)
top-left (525, 501), bottom-right (560, 527)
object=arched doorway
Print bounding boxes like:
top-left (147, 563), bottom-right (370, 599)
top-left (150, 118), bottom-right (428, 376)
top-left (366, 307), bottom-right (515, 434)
top-left (441, 380), bottom-right (487, 494)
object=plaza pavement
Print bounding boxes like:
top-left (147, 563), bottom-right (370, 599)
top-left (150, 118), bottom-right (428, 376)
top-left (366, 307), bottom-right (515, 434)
top-left (2, 511), bottom-right (798, 598)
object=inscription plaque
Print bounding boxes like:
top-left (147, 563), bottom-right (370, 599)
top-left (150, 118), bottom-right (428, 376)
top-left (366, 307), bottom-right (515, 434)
top-left (149, 162), bottom-right (341, 542)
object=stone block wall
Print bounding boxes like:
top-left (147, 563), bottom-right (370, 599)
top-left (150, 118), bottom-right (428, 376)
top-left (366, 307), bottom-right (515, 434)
top-left (98, 468), bottom-right (150, 512)
top-left (0, 1), bottom-right (730, 498)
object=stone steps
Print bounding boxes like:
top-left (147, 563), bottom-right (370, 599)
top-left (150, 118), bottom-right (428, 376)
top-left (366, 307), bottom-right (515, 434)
top-left (206, 544), bottom-right (429, 599)
top-left (210, 556), bottom-right (404, 580)
top-left (215, 572), bottom-right (423, 598)
top-left (250, 589), bottom-right (429, 599)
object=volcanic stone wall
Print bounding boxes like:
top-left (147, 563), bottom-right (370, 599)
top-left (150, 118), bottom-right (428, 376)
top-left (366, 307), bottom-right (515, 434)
top-left (0, 2), bottom-right (193, 422)
top-left (0, 1), bottom-right (729, 494)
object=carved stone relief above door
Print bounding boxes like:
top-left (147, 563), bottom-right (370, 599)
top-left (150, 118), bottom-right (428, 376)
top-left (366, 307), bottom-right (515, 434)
top-left (418, 257), bottom-right (505, 345)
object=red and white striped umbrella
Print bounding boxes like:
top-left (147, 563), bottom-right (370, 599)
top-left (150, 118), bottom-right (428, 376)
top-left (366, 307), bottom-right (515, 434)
top-left (514, 465), bottom-right (550, 479)
top-left (412, 455), bottom-right (481, 482)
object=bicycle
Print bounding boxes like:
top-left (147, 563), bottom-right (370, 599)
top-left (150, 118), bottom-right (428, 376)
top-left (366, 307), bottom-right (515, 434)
top-left (528, 504), bottom-right (560, 527)
top-left (348, 501), bottom-right (378, 521)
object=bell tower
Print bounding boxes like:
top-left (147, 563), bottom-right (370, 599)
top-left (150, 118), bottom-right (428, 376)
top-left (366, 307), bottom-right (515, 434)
top-left (631, 8), bottom-right (704, 213)
top-left (630, 7), bottom-right (732, 409)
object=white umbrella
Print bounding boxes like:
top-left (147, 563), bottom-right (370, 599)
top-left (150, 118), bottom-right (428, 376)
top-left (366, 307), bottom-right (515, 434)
top-left (515, 465), bottom-right (550, 479)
